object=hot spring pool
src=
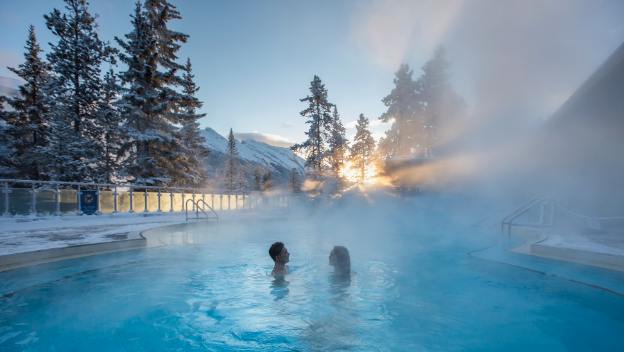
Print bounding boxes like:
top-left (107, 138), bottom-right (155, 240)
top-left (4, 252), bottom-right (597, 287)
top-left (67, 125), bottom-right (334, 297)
top-left (1, 200), bottom-right (623, 351)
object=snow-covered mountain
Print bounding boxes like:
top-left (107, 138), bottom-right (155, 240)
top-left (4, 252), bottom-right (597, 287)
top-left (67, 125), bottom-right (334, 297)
top-left (0, 76), bottom-right (20, 99)
top-left (201, 127), bottom-right (304, 186)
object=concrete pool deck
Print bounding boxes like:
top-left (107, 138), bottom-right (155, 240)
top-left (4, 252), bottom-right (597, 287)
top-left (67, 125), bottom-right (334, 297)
top-left (509, 230), bottom-right (624, 273)
top-left (0, 210), bottom-right (291, 271)
top-left (0, 213), bottom-right (193, 271)
top-left (470, 228), bottom-right (624, 296)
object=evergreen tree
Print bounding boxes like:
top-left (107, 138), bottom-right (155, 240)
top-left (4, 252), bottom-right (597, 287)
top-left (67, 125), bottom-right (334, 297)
top-left (253, 167), bottom-right (263, 191)
top-left (328, 105), bottom-right (349, 175)
top-left (224, 128), bottom-right (241, 192)
top-left (350, 114), bottom-right (376, 182)
top-left (292, 75), bottom-right (334, 178)
top-left (116, 0), bottom-right (191, 186)
top-left (116, 2), bottom-right (162, 184)
top-left (379, 64), bottom-right (422, 158)
top-left (289, 168), bottom-right (301, 193)
top-left (177, 58), bottom-right (209, 186)
top-left (417, 47), bottom-right (464, 157)
top-left (0, 97), bottom-right (16, 177)
top-left (43, 0), bottom-right (111, 181)
top-left (261, 171), bottom-right (272, 192)
top-left (144, 0), bottom-right (190, 183)
top-left (97, 69), bottom-right (123, 183)
top-left (6, 26), bottom-right (50, 179)
top-left (116, 2), bottom-right (170, 185)
top-left (144, 0), bottom-right (188, 77)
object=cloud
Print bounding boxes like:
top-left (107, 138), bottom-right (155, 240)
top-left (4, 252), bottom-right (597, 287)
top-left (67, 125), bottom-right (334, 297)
top-left (234, 131), bottom-right (294, 148)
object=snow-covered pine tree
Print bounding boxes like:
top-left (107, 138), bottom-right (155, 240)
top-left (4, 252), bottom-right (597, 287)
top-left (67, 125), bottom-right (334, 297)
top-left (379, 64), bottom-right (422, 159)
top-left (224, 128), bottom-right (240, 192)
top-left (262, 171), bottom-right (272, 192)
top-left (417, 47), bottom-right (464, 157)
top-left (97, 69), bottom-right (123, 183)
top-left (253, 167), bottom-right (263, 191)
top-left (0, 96), bottom-right (17, 177)
top-left (6, 25), bottom-right (51, 179)
top-left (144, 0), bottom-right (187, 76)
top-left (177, 58), bottom-right (209, 186)
top-left (328, 105), bottom-right (349, 176)
top-left (292, 75), bottom-right (334, 178)
top-left (116, 0), bottom-right (192, 186)
top-left (144, 0), bottom-right (192, 186)
top-left (350, 114), bottom-right (376, 182)
top-left (116, 2), bottom-right (172, 185)
top-left (43, 0), bottom-right (111, 181)
top-left (289, 168), bottom-right (301, 193)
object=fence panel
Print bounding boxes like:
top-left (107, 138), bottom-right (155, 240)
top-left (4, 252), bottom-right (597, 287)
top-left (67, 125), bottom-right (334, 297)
top-left (117, 191), bottom-right (131, 212)
top-left (159, 192), bottom-right (172, 212)
top-left (99, 190), bottom-right (114, 214)
top-left (59, 189), bottom-right (78, 213)
top-left (35, 190), bottom-right (56, 215)
top-left (146, 192), bottom-right (160, 212)
top-left (9, 188), bottom-right (32, 215)
top-left (171, 193), bottom-right (184, 212)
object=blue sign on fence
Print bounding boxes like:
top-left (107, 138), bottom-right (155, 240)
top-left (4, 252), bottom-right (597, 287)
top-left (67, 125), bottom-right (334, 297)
top-left (80, 190), bottom-right (99, 215)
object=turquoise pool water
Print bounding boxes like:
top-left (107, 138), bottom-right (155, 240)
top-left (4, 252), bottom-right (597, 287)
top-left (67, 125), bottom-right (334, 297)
top-left (1, 199), bottom-right (623, 351)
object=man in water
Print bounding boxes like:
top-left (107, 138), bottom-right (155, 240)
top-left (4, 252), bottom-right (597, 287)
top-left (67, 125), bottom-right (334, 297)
top-left (269, 241), bottom-right (290, 276)
top-left (329, 246), bottom-right (350, 277)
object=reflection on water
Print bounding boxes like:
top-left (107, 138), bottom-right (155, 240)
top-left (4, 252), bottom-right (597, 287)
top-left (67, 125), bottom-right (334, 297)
top-left (270, 276), bottom-right (290, 301)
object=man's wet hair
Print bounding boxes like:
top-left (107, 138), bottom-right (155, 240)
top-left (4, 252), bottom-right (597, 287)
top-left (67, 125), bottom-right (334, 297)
top-left (269, 242), bottom-right (284, 262)
top-left (329, 245), bottom-right (350, 272)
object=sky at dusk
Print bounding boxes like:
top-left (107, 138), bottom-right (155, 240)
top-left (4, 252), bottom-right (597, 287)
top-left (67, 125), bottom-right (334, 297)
top-left (1, 0), bottom-right (623, 146)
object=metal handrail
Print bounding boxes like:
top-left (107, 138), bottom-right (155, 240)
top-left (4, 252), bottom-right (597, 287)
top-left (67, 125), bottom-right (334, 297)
top-left (185, 198), bottom-right (219, 222)
top-left (195, 199), bottom-right (219, 222)
top-left (501, 198), bottom-right (553, 236)
top-left (185, 198), bottom-right (196, 221)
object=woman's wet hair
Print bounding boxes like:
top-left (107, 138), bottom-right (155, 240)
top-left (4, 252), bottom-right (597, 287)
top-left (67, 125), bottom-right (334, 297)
top-left (329, 246), bottom-right (350, 273)
top-left (269, 242), bottom-right (284, 262)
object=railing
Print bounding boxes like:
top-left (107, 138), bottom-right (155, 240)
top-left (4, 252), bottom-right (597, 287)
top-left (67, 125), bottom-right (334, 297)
top-left (501, 198), bottom-right (555, 236)
top-left (185, 198), bottom-right (219, 222)
top-left (0, 178), bottom-right (256, 216)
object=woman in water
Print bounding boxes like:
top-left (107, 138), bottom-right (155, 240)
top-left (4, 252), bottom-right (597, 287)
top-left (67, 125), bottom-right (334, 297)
top-left (329, 245), bottom-right (351, 277)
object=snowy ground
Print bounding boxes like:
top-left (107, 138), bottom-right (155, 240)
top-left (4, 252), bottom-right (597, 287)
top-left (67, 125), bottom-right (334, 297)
top-left (0, 212), bottom-right (212, 256)
top-left (538, 231), bottom-right (624, 257)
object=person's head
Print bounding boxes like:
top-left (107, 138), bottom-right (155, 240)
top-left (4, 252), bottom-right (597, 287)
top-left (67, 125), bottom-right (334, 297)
top-left (329, 246), bottom-right (350, 274)
top-left (269, 242), bottom-right (290, 264)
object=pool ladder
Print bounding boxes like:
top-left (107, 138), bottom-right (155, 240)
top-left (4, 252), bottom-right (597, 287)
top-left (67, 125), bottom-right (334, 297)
top-left (185, 198), bottom-right (219, 222)
top-left (501, 198), bottom-right (554, 236)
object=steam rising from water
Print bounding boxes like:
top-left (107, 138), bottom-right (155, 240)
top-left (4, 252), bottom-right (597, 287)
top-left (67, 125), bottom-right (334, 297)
top-left (351, 0), bottom-right (624, 216)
